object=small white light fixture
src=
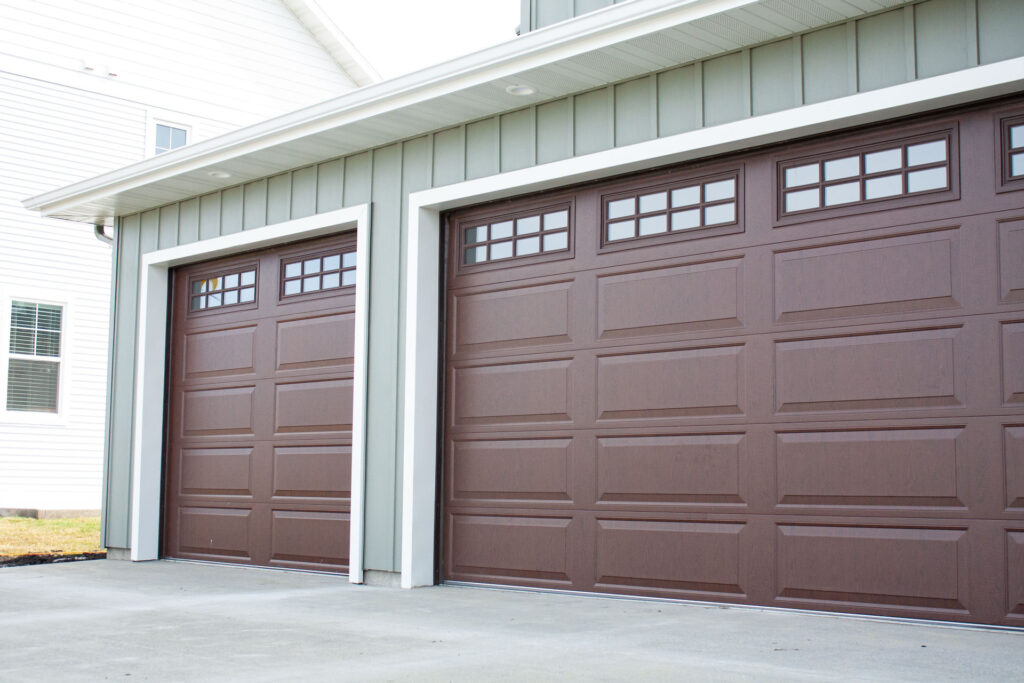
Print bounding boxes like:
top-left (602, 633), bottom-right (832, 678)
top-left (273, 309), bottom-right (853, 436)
top-left (505, 84), bottom-right (537, 96)
top-left (207, 170), bottom-right (232, 179)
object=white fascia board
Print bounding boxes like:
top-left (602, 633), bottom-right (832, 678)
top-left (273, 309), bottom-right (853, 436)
top-left (286, 0), bottom-right (382, 86)
top-left (24, 0), bottom-right (753, 218)
top-left (399, 58), bottom-right (1024, 588)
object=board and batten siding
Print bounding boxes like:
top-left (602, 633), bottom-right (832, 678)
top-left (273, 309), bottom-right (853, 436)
top-left (104, 0), bottom-right (1024, 569)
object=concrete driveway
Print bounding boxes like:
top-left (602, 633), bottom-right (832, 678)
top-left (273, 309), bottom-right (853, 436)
top-left (0, 560), bottom-right (1021, 682)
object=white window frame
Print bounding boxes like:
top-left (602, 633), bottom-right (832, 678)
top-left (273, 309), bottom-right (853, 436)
top-left (0, 287), bottom-right (73, 425)
top-left (145, 110), bottom-right (192, 157)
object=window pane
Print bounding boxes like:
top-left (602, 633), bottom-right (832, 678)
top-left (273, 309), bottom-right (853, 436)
top-left (36, 305), bottom-right (61, 331)
top-left (303, 258), bottom-right (321, 275)
top-left (342, 270), bottom-right (356, 286)
top-left (241, 270), bottom-right (256, 286)
top-left (824, 156), bottom-right (859, 181)
top-left (283, 280), bottom-right (301, 296)
top-left (35, 331), bottom-right (60, 357)
top-left (907, 167), bottom-right (947, 193)
top-left (239, 287), bottom-right (256, 303)
top-left (190, 296), bottom-right (205, 311)
top-left (638, 214), bottom-right (667, 235)
top-left (607, 220), bottom-right (634, 241)
top-left (638, 192), bottom-right (667, 213)
top-left (155, 124), bottom-right (171, 150)
top-left (543, 211), bottom-right (568, 229)
top-left (323, 255), bottom-right (341, 271)
top-left (1010, 125), bottom-right (1024, 150)
top-left (864, 148), bottom-right (901, 173)
top-left (1012, 152), bottom-right (1024, 178)
top-left (10, 328), bottom-right (34, 355)
top-left (222, 290), bottom-right (238, 306)
top-left (671, 209), bottom-right (700, 231)
top-left (6, 358), bottom-right (59, 412)
top-left (224, 273), bottom-right (239, 289)
top-left (704, 203), bottom-right (736, 225)
top-left (207, 293), bottom-right (222, 307)
top-left (704, 178), bottom-right (735, 201)
top-left (464, 245), bottom-right (487, 264)
top-left (515, 236), bottom-right (540, 256)
top-left (542, 231), bottom-right (568, 252)
top-left (784, 164), bottom-right (818, 188)
top-left (824, 181), bottom-right (860, 206)
top-left (864, 174), bottom-right (903, 199)
top-left (322, 272), bottom-right (340, 289)
top-left (785, 188), bottom-right (819, 212)
top-left (907, 140), bottom-right (946, 167)
top-left (11, 302), bottom-right (35, 328)
top-left (303, 275), bottom-right (321, 292)
top-left (491, 220), bottom-right (514, 240)
top-left (342, 252), bottom-right (357, 269)
top-left (515, 216), bottom-right (540, 235)
top-left (607, 198), bottom-right (634, 219)
top-left (170, 127), bottom-right (187, 149)
top-left (208, 277), bottom-right (222, 291)
top-left (465, 226), bottom-right (487, 244)
top-left (671, 186), bottom-right (700, 207)
top-left (490, 241), bottom-right (513, 260)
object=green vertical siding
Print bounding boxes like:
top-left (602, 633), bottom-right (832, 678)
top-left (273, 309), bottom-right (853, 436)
top-left (102, 0), bottom-right (1024, 564)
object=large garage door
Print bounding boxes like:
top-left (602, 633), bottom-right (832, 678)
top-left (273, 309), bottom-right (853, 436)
top-left (164, 233), bottom-right (357, 572)
top-left (442, 99), bottom-right (1024, 626)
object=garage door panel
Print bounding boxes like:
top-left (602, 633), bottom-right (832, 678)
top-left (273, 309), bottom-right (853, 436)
top-left (594, 519), bottom-right (745, 598)
top-left (1005, 426), bottom-right (1024, 510)
top-left (596, 345), bottom-right (744, 419)
top-left (1002, 321), bottom-right (1024, 405)
top-left (176, 506), bottom-right (253, 560)
top-left (452, 359), bottom-right (573, 426)
top-left (276, 313), bottom-right (355, 372)
top-left (773, 228), bottom-right (960, 323)
top-left (775, 326), bottom-right (961, 413)
top-left (999, 218), bottom-right (1024, 303)
top-left (596, 257), bottom-right (744, 339)
top-left (775, 523), bottom-right (969, 613)
top-left (178, 447), bottom-right (254, 498)
top-left (181, 386), bottom-right (257, 437)
top-left (448, 438), bottom-right (574, 505)
top-left (775, 428), bottom-right (965, 510)
top-left (447, 513), bottom-right (576, 586)
top-left (271, 445), bottom-right (351, 501)
top-left (1008, 530), bottom-right (1024, 619)
top-left (595, 434), bottom-right (745, 507)
top-left (182, 325), bottom-right (259, 381)
top-left (269, 510), bottom-right (349, 571)
top-left (451, 280), bottom-right (575, 354)
top-left (274, 379), bottom-right (352, 434)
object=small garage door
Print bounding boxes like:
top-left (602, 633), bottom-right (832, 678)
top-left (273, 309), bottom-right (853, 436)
top-left (164, 233), bottom-right (357, 572)
top-left (442, 99), bottom-right (1024, 626)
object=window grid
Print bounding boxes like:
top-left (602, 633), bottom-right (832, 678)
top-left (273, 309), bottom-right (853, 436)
top-left (603, 175), bottom-right (739, 244)
top-left (7, 301), bottom-right (62, 413)
top-left (463, 208), bottom-right (570, 265)
top-left (781, 137), bottom-right (950, 215)
top-left (1006, 119), bottom-right (1024, 180)
top-left (155, 123), bottom-right (188, 155)
top-left (282, 250), bottom-right (356, 297)
top-left (190, 268), bottom-right (257, 311)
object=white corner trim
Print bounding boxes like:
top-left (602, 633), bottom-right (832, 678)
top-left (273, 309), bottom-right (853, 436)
top-left (129, 205), bottom-right (371, 585)
top-left (399, 59), bottom-right (1024, 588)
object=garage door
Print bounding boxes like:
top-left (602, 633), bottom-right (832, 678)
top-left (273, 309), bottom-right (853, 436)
top-left (442, 99), bottom-right (1024, 625)
top-left (164, 233), bottom-right (357, 572)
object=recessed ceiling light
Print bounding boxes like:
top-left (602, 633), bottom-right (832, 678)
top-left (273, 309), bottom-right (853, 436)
top-left (505, 84), bottom-right (536, 96)
top-left (207, 170), bottom-right (231, 179)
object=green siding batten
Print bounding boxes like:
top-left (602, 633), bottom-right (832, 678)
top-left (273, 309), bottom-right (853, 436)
top-left (100, 0), bottom-right (1024, 561)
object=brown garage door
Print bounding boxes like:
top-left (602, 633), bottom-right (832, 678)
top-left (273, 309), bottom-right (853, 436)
top-left (442, 98), bottom-right (1024, 626)
top-left (164, 233), bottom-right (357, 572)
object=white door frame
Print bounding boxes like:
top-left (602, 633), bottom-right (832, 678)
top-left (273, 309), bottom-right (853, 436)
top-left (400, 58), bottom-right (1024, 588)
top-left (129, 205), bottom-right (372, 584)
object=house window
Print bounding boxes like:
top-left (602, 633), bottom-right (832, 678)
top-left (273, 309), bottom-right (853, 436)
top-left (282, 249), bottom-right (357, 296)
top-left (7, 301), bottom-right (62, 413)
top-left (155, 123), bottom-right (188, 154)
top-left (463, 208), bottom-right (570, 265)
top-left (603, 174), bottom-right (739, 244)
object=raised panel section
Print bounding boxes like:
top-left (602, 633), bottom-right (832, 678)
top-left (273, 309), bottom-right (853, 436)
top-left (597, 345), bottom-right (743, 419)
top-left (776, 429), bottom-right (963, 508)
top-left (272, 446), bottom-right (351, 500)
top-left (274, 379), bottom-right (353, 434)
top-left (447, 514), bottom-right (573, 583)
top-left (1003, 322), bottom-right (1024, 404)
top-left (1006, 427), bottom-right (1024, 510)
top-left (179, 448), bottom-right (253, 497)
top-left (452, 360), bottom-right (571, 426)
top-left (182, 326), bottom-right (257, 380)
top-left (452, 282), bottom-right (572, 353)
top-left (596, 434), bottom-right (744, 505)
top-left (774, 230), bottom-right (958, 322)
top-left (277, 313), bottom-right (354, 371)
top-left (595, 519), bottom-right (744, 595)
top-left (775, 327), bottom-right (961, 413)
top-left (1000, 220), bottom-right (1024, 302)
top-left (177, 507), bottom-right (251, 558)
top-left (1009, 531), bottom-right (1024, 616)
top-left (450, 438), bottom-right (572, 504)
top-left (181, 387), bottom-right (255, 437)
top-left (270, 510), bottom-right (349, 568)
top-left (597, 259), bottom-right (742, 338)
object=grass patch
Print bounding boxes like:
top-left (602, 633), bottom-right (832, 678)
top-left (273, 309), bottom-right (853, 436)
top-left (0, 517), bottom-right (103, 558)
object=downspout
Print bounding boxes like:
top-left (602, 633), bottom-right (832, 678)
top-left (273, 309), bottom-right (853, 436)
top-left (94, 223), bottom-right (113, 244)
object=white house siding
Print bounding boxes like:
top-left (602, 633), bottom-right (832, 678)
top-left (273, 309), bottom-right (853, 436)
top-left (0, 0), bottom-right (361, 511)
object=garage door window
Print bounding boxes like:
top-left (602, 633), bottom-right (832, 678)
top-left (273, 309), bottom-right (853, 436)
top-left (189, 267), bottom-right (257, 311)
top-left (1000, 114), bottom-right (1024, 190)
top-left (462, 207), bottom-right (570, 266)
top-left (604, 173), bottom-right (739, 244)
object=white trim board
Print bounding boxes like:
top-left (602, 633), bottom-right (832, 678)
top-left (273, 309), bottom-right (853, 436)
top-left (400, 59), bottom-right (1024, 588)
top-left (129, 205), bottom-right (371, 584)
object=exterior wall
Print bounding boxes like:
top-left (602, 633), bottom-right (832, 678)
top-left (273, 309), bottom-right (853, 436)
top-left (0, 1), bottom-right (359, 511)
top-left (105, 0), bottom-right (1024, 567)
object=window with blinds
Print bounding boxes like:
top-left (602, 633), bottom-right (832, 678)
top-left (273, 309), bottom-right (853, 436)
top-left (7, 301), bottom-right (62, 413)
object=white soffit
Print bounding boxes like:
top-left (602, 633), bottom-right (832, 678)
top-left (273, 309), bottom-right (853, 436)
top-left (25, 0), bottom-right (912, 223)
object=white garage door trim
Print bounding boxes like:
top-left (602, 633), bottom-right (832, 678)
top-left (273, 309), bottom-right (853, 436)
top-left (401, 57), bottom-right (1024, 589)
top-left (130, 204), bottom-right (372, 584)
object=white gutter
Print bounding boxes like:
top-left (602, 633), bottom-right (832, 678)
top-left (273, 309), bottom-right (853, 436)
top-left (23, 0), bottom-right (754, 218)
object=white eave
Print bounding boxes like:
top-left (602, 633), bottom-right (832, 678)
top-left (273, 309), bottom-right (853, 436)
top-left (25, 0), bottom-right (913, 224)
top-left (283, 0), bottom-right (382, 87)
